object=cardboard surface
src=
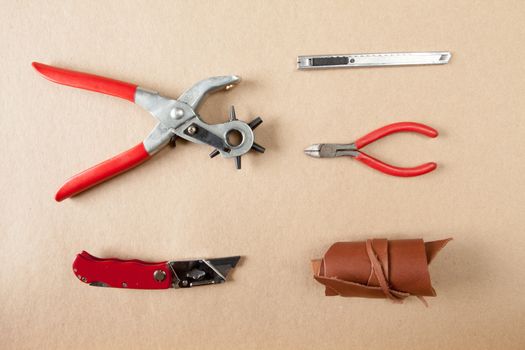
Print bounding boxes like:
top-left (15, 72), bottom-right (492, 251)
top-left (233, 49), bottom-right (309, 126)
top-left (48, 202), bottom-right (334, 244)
top-left (1, 1), bottom-right (524, 349)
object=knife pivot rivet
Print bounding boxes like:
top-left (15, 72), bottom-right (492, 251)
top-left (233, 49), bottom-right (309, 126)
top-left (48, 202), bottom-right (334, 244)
top-left (80, 276), bottom-right (87, 282)
top-left (181, 280), bottom-right (189, 287)
top-left (122, 282), bottom-right (127, 288)
top-left (187, 125), bottom-right (198, 135)
top-left (153, 270), bottom-right (166, 282)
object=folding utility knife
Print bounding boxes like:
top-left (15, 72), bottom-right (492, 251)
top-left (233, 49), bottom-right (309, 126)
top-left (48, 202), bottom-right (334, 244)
top-left (73, 251), bottom-right (240, 289)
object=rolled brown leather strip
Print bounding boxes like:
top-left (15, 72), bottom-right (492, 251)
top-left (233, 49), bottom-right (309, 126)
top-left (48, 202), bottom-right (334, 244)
top-left (312, 238), bottom-right (452, 302)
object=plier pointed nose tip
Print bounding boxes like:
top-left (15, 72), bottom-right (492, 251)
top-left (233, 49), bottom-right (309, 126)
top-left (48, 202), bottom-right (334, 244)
top-left (304, 144), bottom-right (323, 158)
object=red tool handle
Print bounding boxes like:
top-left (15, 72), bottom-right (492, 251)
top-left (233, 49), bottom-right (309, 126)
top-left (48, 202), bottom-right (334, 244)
top-left (32, 62), bottom-right (137, 101)
top-left (55, 143), bottom-right (150, 201)
top-left (73, 251), bottom-right (172, 289)
top-left (355, 122), bottom-right (438, 149)
top-left (355, 153), bottom-right (437, 177)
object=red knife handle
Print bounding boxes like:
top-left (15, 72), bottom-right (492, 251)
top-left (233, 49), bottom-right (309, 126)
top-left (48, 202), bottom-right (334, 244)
top-left (32, 62), bottom-right (137, 102)
top-left (55, 143), bottom-right (150, 201)
top-left (73, 251), bottom-right (172, 289)
top-left (355, 152), bottom-right (437, 177)
top-left (355, 122), bottom-right (438, 149)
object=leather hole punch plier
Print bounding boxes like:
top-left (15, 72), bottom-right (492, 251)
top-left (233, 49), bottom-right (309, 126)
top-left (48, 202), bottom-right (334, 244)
top-left (32, 62), bottom-right (265, 201)
top-left (304, 122), bottom-right (438, 177)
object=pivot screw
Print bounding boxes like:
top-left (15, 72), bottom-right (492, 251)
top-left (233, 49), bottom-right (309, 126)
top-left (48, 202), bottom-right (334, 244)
top-left (187, 125), bottom-right (198, 135)
top-left (153, 270), bottom-right (166, 282)
top-left (170, 108), bottom-right (184, 119)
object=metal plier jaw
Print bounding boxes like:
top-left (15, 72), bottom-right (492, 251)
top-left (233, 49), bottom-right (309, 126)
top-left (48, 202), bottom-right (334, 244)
top-left (32, 62), bottom-right (264, 201)
top-left (304, 143), bottom-right (359, 158)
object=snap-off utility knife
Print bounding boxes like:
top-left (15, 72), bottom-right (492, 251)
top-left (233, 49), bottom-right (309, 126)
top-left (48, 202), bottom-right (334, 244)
top-left (297, 51), bottom-right (451, 69)
top-left (73, 251), bottom-right (240, 289)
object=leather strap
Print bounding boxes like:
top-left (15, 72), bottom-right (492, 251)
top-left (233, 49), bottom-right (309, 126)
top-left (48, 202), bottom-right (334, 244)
top-left (365, 239), bottom-right (403, 303)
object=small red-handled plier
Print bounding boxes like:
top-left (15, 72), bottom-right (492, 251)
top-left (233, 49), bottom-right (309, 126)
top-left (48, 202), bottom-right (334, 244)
top-left (304, 122), bottom-right (438, 177)
top-left (32, 62), bottom-right (264, 201)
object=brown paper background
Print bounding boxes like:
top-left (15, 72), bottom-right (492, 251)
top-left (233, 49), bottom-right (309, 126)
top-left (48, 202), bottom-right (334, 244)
top-left (1, 1), bottom-right (524, 349)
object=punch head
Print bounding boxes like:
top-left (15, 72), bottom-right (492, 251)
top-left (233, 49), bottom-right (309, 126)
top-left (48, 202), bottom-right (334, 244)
top-left (235, 156), bottom-right (241, 170)
top-left (209, 149), bottom-right (220, 158)
top-left (248, 117), bottom-right (263, 130)
top-left (251, 142), bottom-right (265, 153)
top-left (229, 105), bottom-right (237, 121)
top-left (208, 106), bottom-right (264, 169)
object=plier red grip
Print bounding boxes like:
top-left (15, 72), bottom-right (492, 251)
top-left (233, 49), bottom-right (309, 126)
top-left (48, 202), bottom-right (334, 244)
top-left (304, 122), bottom-right (438, 177)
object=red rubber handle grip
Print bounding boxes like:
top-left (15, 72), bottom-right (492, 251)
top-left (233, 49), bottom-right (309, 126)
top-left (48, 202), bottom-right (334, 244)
top-left (73, 251), bottom-right (172, 289)
top-left (55, 143), bottom-right (150, 201)
top-left (32, 62), bottom-right (137, 101)
top-left (355, 122), bottom-right (438, 149)
top-left (355, 152), bottom-right (437, 177)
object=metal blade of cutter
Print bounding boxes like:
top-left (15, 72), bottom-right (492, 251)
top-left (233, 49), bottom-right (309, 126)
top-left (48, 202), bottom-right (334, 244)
top-left (169, 256), bottom-right (240, 288)
top-left (205, 256), bottom-right (241, 279)
top-left (297, 51), bottom-right (451, 69)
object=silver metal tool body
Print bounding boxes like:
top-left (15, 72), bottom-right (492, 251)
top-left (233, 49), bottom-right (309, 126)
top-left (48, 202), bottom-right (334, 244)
top-left (297, 51), bottom-right (451, 69)
top-left (136, 77), bottom-right (264, 167)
